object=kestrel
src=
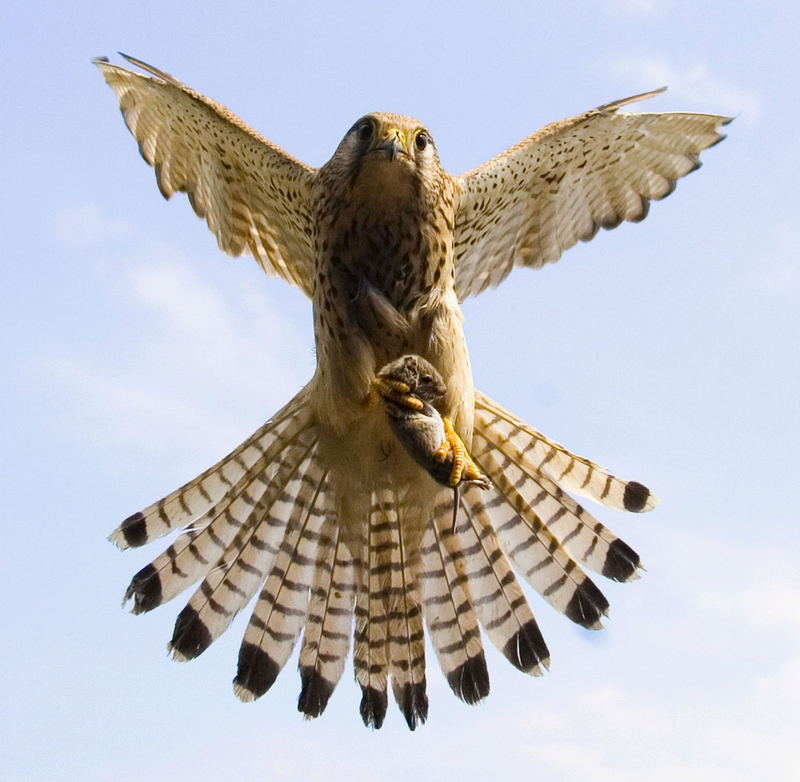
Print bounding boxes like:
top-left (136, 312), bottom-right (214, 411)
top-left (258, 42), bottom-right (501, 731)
top-left (96, 54), bottom-right (730, 730)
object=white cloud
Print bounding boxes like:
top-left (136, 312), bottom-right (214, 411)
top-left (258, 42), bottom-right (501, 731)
top-left (509, 674), bottom-right (800, 781)
top-left (649, 528), bottom-right (800, 640)
top-left (534, 530), bottom-right (800, 780)
top-left (657, 524), bottom-right (800, 631)
top-left (51, 202), bottom-right (131, 248)
top-left (125, 251), bottom-right (314, 401)
top-left (697, 577), bottom-right (800, 631)
top-left (49, 245), bottom-right (314, 463)
top-left (130, 263), bottom-right (235, 337)
top-left (754, 655), bottom-right (800, 707)
top-left (610, 57), bottom-right (762, 123)
top-left (48, 356), bottom-right (245, 454)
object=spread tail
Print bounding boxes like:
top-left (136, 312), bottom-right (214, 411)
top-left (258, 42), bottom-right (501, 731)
top-left (113, 386), bottom-right (655, 728)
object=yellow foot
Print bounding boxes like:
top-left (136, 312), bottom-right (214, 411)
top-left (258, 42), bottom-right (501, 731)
top-left (436, 417), bottom-right (485, 487)
top-left (372, 376), bottom-right (424, 411)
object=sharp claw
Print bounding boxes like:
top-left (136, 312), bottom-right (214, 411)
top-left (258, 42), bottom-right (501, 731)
top-left (434, 439), bottom-right (451, 462)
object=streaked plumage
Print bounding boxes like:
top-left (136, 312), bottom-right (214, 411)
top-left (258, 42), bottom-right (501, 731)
top-left (96, 54), bottom-right (729, 729)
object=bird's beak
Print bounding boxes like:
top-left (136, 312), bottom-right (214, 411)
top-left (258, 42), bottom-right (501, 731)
top-left (378, 128), bottom-right (408, 161)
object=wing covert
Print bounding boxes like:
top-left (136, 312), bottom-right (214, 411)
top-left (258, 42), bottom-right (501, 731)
top-left (453, 89), bottom-right (731, 299)
top-left (95, 54), bottom-right (317, 296)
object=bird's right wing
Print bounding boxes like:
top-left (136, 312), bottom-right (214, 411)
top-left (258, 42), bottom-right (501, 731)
top-left (453, 89), bottom-right (731, 300)
top-left (95, 54), bottom-right (317, 297)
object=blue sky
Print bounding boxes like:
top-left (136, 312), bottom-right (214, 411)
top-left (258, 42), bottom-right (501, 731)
top-left (2, 1), bottom-right (799, 779)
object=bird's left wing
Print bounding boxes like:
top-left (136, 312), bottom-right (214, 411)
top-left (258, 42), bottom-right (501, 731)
top-left (453, 88), bottom-right (731, 300)
top-left (95, 55), bottom-right (317, 296)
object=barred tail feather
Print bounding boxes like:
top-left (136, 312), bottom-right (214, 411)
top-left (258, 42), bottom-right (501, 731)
top-left (297, 522), bottom-right (356, 719)
top-left (353, 491), bottom-right (393, 729)
top-left (386, 491), bottom-right (428, 730)
top-left (232, 467), bottom-right (328, 701)
top-left (123, 423), bottom-right (319, 617)
top-left (114, 382), bottom-right (655, 728)
top-left (168, 445), bottom-right (326, 661)
top-left (465, 454), bottom-right (609, 630)
top-left (110, 386), bottom-right (315, 549)
top-left (439, 493), bottom-right (550, 676)
top-left (475, 391), bottom-right (657, 513)
top-left (419, 510), bottom-right (490, 704)
top-left (475, 395), bottom-right (644, 583)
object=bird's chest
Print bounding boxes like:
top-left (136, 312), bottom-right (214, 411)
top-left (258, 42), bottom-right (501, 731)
top-left (320, 208), bottom-right (435, 313)
top-left (309, 188), bottom-right (467, 440)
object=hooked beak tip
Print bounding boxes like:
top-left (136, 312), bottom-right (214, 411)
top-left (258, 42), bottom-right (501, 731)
top-left (381, 137), bottom-right (402, 161)
top-left (378, 129), bottom-right (407, 161)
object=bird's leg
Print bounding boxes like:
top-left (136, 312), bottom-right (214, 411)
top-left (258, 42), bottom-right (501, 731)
top-left (436, 416), bottom-right (484, 488)
top-left (372, 377), bottom-right (425, 411)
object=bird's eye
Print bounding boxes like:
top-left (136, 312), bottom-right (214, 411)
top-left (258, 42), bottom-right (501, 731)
top-left (415, 132), bottom-right (429, 151)
top-left (421, 374), bottom-right (433, 385)
top-left (357, 120), bottom-right (374, 142)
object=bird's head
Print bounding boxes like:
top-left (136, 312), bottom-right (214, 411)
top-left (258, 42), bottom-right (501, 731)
top-left (349, 113), bottom-right (436, 165)
top-left (325, 112), bottom-right (441, 202)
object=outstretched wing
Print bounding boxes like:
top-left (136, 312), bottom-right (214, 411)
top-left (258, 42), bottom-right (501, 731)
top-left (94, 54), bottom-right (317, 296)
top-left (453, 88), bottom-right (731, 299)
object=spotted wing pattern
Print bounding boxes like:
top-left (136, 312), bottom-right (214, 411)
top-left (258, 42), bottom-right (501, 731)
top-left (94, 55), bottom-right (317, 295)
top-left (453, 89), bottom-right (731, 299)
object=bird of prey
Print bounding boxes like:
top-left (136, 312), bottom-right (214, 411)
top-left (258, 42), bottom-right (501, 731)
top-left (95, 54), bottom-right (730, 730)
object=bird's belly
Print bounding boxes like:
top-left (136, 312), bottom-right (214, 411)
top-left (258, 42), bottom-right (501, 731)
top-left (309, 286), bottom-right (473, 526)
top-left (317, 398), bottom-right (446, 553)
top-left (311, 292), bottom-right (473, 437)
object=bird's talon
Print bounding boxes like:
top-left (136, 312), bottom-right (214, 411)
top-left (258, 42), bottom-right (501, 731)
top-left (434, 439), bottom-right (451, 462)
top-left (442, 417), bottom-right (472, 487)
top-left (373, 377), bottom-right (424, 411)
